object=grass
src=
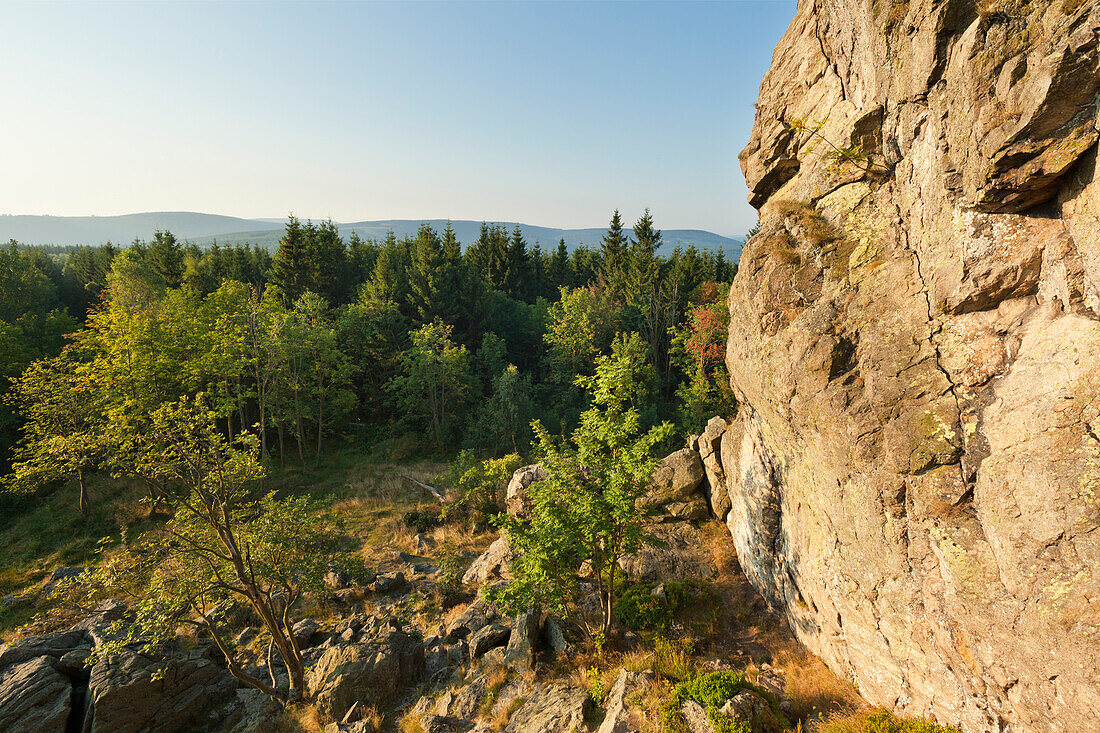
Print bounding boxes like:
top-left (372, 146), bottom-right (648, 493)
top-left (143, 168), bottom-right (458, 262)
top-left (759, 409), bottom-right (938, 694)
top-left (816, 709), bottom-right (962, 733)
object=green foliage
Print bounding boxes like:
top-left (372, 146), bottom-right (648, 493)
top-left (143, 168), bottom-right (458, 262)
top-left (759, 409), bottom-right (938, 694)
top-left (584, 666), bottom-right (608, 705)
top-left (437, 449), bottom-right (522, 524)
top-left (388, 321), bottom-right (474, 449)
top-left (492, 334), bottom-right (673, 633)
top-left (617, 583), bottom-right (673, 631)
top-left (72, 397), bottom-right (344, 702)
top-left (661, 671), bottom-right (752, 733)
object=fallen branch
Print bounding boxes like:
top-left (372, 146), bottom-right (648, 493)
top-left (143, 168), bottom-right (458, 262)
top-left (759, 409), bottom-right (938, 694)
top-left (403, 476), bottom-right (446, 503)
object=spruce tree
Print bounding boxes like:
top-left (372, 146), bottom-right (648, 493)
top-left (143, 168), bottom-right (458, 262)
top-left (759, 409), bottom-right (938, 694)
top-left (308, 219), bottom-right (348, 304)
top-left (270, 215), bottom-right (311, 304)
top-left (550, 238), bottom-right (571, 289)
top-left (600, 210), bottom-right (628, 296)
top-left (409, 223), bottom-right (444, 322)
top-left (505, 225), bottom-right (530, 300)
top-left (147, 230), bottom-right (184, 289)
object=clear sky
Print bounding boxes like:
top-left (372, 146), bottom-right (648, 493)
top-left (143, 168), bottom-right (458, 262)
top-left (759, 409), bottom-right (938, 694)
top-left (0, 1), bottom-right (795, 237)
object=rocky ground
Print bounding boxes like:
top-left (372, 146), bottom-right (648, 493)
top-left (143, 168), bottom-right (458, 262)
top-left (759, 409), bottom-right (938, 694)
top-left (0, 453), bottom-right (864, 733)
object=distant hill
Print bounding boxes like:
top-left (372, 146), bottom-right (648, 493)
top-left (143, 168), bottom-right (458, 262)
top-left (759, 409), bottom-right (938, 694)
top-left (0, 212), bottom-right (744, 260)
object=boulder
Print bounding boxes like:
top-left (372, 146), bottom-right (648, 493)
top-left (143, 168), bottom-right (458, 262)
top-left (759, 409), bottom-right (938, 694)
top-left (501, 683), bottom-right (590, 733)
top-left (467, 622), bottom-right (510, 660)
top-left (445, 598), bottom-right (498, 641)
top-left (698, 416), bottom-right (732, 520)
top-left (662, 496), bottom-right (709, 521)
top-left (618, 521), bottom-right (717, 583)
top-left (506, 463), bottom-right (546, 519)
top-left (597, 669), bottom-right (651, 733)
top-left (502, 609), bottom-right (540, 672)
top-left (292, 618), bottom-right (323, 648)
top-left (719, 690), bottom-right (781, 733)
top-left (307, 630), bottom-right (424, 719)
top-left (680, 700), bottom-right (713, 733)
top-left (646, 448), bottom-right (705, 507)
top-left (83, 645), bottom-right (238, 733)
top-left (0, 656), bottom-right (72, 732)
top-left (462, 536), bottom-right (514, 586)
top-left (369, 571), bottom-right (409, 594)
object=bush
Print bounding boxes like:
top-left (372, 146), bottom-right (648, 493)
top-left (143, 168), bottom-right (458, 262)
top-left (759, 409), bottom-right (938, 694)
top-left (661, 671), bottom-right (751, 733)
top-left (436, 450), bottom-right (522, 526)
top-left (617, 583), bottom-right (672, 631)
top-left (660, 671), bottom-right (790, 733)
top-left (403, 508), bottom-right (442, 533)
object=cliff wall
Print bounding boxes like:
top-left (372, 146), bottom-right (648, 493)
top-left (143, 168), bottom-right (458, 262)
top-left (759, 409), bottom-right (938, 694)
top-left (718, 1), bottom-right (1100, 730)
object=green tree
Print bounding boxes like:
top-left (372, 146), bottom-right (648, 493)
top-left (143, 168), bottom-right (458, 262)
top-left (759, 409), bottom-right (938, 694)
top-left (495, 333), bottom-right (672, 635)
top-left (389, 321), bottom-right (474, 448)
top-left (466, 364), bottom-right (537, 454)
top-left (147, 230), bottom-right (184, 290)
top-left (80, 397), bottom-right (342, 702)
top-left (270, 215), bottom-right (311, 304)
top-left (4, 350), bottom-right (105, 518)
top-left (599, 210), bottom-right (629, 296)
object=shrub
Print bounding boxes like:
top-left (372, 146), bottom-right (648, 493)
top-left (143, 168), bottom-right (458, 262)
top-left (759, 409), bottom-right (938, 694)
top-left (403, 508), bottom-right (443, 533)
top-left (617, 583), bottom-right (672, 631)
top-left (661, 671), bottom-right (790, 733)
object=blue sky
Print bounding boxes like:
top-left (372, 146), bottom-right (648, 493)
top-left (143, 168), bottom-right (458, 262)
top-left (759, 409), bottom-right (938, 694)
top-left (0, 1), bottom-right (795, 236)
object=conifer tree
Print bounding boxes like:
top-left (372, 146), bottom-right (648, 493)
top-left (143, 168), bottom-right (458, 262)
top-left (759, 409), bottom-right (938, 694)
top-left (600, 210), bottom-right (628, 296)
top-left (409, 223), bottom-right (444, 322)
top-left (308, 219), bottom-right (347, 304)
top-left (147, 230), bottom-right (184, 289)
top-left (550, 238), bottom-right (571, 289)
top-left (365, 232), bottom-right (408, 306)
top-left (270, 216), bottom-right (311, 304)
top-left (505, 225), bottom-right (530, 300)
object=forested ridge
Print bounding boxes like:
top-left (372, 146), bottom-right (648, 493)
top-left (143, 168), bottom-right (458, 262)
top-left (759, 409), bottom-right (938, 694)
top-left (0, 209), bottom-right (735, 518)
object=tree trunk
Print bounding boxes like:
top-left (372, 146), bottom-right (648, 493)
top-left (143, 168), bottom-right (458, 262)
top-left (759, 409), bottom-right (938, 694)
top-left (77, 467), bottom-right (89, 519)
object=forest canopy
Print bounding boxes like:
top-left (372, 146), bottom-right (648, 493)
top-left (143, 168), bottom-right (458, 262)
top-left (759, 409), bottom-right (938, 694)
top-left (0, 210), bottom-right (736, 518)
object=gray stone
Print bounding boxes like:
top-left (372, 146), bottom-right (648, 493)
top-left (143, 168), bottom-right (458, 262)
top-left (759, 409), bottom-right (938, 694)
top-left (292, 617), bottom-right (323, 648)
top-left (0, 656), bottom-right (71, 732)
top-left (502, 609), bottom-right (540, 672)
top-left (462, 535), bottom-right (514, 586)
top-left (369, 571), bottom-right (408, 594)
top-left (467, 622), bottom-right (510, 659)
top-left (646, 448), bottom-right (705, 506)
top-left (501, 683), bottom-right (590, 733)
top-left (506, 463), bottom-right (547, 519)
top-left (719, 690), bottom-right (781, 733)
top-left (307, 630), bottom-right (424, 719)
top-left (84, 644), bottom-right (238, 733)
top-left (597, 669), bottom-right (651, 733)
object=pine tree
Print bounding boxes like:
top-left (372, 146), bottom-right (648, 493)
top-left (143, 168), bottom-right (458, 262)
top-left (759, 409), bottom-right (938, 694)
top-left (308, 219), bottom-right (348, 304)
top-left (147, 230), bottom-right (184, 289)
top-left (550, 238), bottom-right (571, 289)
top-left (505, 225), bottom-right (530, 300)
top-left (600, 210), bottom-right (628, 296)
top-left (270, 216), bottom-right (311, 304)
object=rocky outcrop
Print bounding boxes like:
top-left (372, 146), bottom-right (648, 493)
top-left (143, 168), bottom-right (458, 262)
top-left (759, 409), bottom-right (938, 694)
top-left (722, 1), bottom-right (1100, 731)
top-left (85, 644), bottom-right (238, 733)
top-left (307, 628), bottom-right (424, 719)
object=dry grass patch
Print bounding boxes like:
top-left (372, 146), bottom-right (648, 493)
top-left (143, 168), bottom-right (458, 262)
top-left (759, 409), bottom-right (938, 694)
top-left (817, 708), bottom-right (961, 733)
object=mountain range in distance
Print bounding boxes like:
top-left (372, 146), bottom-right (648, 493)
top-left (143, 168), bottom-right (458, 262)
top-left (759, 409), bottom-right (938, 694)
top-left (0, 212), bottom-right (744, 260)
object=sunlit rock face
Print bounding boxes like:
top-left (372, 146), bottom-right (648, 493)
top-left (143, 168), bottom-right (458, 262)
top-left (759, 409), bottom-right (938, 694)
top-left (721, 1), bottom-right (1100, 730)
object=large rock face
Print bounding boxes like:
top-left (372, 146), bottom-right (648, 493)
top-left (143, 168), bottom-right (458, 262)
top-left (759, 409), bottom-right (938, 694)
top-left (724, 1), bottom-right (1100, 731)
